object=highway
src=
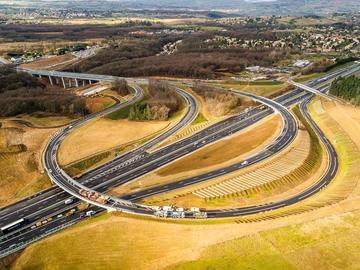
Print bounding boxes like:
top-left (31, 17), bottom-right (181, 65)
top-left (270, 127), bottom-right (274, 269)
top-left (205, 88), bottom-right (338, 217)
top-left (0, 80), bottom-right (304, 227)
top-left (0, 85), bottom-right (300, 255)
top-left (121, 90), bottom-right (300, 202)
top-left (45, 88), bottom-right (299, 211)
top-left (0, 86), bottom-right (200, 225)
top-left (0, 63), bottom-right (359, 257)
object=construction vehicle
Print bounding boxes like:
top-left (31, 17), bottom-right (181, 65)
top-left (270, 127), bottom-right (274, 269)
top-left (79, 189), bottom-right (108, 204)
top-left (161, 205), bottom-right (173, 211)
top-left (170, 211), bottom-right (185, 218)
top-left (190, 207), bottom-right (200, 213)
top-left (193, 212), bottom-right (207, 219)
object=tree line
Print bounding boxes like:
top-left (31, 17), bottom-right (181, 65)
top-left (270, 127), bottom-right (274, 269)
top-left (70, 33), bottom-right (289, 79)
top-left (0, 65), bottom-right (88, 117)
top-left (111, 79), bottom-right (130, 96)
top-left (330, 75), bottom-right (360, 105)
top-left (192, 82), bottom-right (255, 116)
top-left (128, 80), bottom-right (183, 121)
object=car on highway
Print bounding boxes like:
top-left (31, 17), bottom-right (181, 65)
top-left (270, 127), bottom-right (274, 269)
top-left (64, 199), bottom-right (73, 205)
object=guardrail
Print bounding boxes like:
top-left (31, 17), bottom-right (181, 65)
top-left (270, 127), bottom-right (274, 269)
top-left (0, 219), bottom-right (79, 258)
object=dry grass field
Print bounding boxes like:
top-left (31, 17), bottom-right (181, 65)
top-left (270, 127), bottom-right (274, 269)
top-left (232, 98), bottom-right (360, 223)
top-left (158, 115), bottom-right (282, 177)
top-left (8, 98), bottom-right (360, 270)
top-left (58, 118), bottom-right (171, 166)
top-left (0, 121), bottom-right (53, 207)
top-left (219, 81), bottom-right (291, 97)
top-left (139, 108), bottom-right (327, 209)
top-left (10, 209), bottom-right (360, 270)
top-left (86, 96), bottom-right (116, 113)
top-left (20, 54), bottom-right (77, 70)
top-left (0, 40), bottom-right (104, 55)
top-left (111, 115), bottom-right (282, 196)
top-left (10, 115), bottom-right (74, 128)
top-left (154, 87), bottom-right (226, 150)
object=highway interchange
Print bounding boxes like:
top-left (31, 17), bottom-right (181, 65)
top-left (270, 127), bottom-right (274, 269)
top-left (0, 63), bottom-right (360, 256)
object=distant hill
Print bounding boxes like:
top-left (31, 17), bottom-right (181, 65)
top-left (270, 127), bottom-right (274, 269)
top-left (0, 0), bottom-right (359, 15)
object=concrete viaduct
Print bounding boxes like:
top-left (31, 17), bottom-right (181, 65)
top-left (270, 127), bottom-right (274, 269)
top-left (18, 68), bottom-right (119, 88)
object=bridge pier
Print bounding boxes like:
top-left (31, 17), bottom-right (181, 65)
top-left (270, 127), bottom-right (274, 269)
top-left (75, 78), bottom-right (79, 88)
top-left (61, 77), bottom-right (66, 89)
top-left (48, 76), bottom-right (53, 86)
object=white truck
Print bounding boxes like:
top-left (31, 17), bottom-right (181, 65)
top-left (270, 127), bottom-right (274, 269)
top-left (162, 206), bottom-right (173, 211)
top-left (86, 210), bottom-right (95, 217)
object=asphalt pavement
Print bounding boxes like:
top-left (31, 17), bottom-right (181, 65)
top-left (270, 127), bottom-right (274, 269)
top-left (0, 63), bottom-right (359, 257)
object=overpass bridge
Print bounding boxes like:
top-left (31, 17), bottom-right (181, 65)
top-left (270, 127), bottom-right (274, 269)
top-left (17, 68), bottom-right (119, 88)
top-left (288, 79), bottom-right (333, 100)
top-left (18, 68), bottom-right (148, 88)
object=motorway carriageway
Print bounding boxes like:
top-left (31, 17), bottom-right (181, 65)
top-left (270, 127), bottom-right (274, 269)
top-left (0, 78), bottom-right (303, 231)
top-left (45, 87), bottom-right (300, 212)
top-left (51, 63), bottom-right (360, 213)
top-left (1, 63), bottom-right (359, 228)
top-left (0, 63), bottom-right (359, 256)
top-left (0, 84), bottom-right (301, 254)
top-left (206, 87), bottom-right (338, 217)
top-left (0, 81), bottom-right (303, 226)
top-left (0, 87), bottom-right (199, 227)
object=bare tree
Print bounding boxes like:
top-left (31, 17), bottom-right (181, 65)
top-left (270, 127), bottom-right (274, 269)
top-left (111, 78), bottom-right (129, 96)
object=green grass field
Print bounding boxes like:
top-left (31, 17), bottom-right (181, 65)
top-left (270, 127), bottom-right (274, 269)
top-left (191, 113), bottom-right (207, 125)
top-left (105, 105), bottom-right (131, 120)
top-left (65, 151), bottom-right (111, 176)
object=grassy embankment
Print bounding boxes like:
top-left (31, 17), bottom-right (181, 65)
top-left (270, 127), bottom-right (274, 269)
top-left (20, 54), bottom-right (77, 70)
top-left (232, 98), bottom-right (360, 223)
top-left (217, 80), bottom-right (290, 97)
top-left (59, 119), bottom-right (172, 177)
top-left (85, 96), bottom-right (116, 113)
top-left (138, 106), bottom-right (325, 209)
top-left (168, 210), bottom-right (360, 270)
top-left (10, 208), bottom-right (360, 270)
top-left (0, 121), bottom-right (57, 207)
top-left (60, 85), bottom-right (188, 176)
top-left (110, 114), bottom-right (282, 197)
top-left (9, 98), bottom-right (360, 270)
top-left (153, 86), bottom-right (223, 150)
top-left (191, 112), bottom-right (207, 125)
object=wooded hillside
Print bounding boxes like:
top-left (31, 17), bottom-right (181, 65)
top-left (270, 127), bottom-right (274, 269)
top-left (330, 75), bottom-right (360, 105)
top-left (0, 65), bottom-right (88, 117)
